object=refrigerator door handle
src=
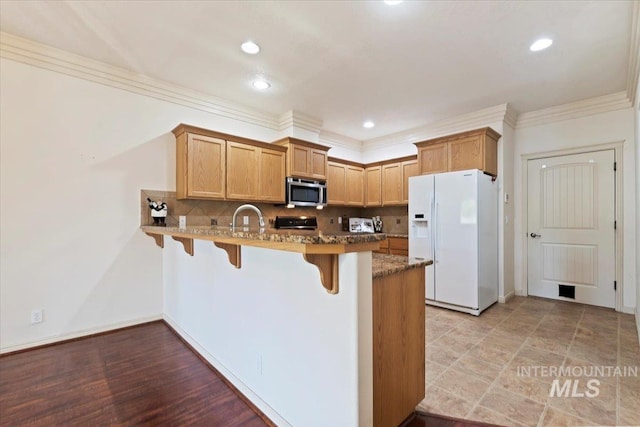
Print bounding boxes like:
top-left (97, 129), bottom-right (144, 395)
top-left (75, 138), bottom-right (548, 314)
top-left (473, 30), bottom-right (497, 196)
top-left (433, 195), bottom-right (438, 263)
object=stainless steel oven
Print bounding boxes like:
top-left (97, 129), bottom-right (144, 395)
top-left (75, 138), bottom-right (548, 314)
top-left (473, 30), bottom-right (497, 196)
top-left (285, 177), bottom-right (327, 208)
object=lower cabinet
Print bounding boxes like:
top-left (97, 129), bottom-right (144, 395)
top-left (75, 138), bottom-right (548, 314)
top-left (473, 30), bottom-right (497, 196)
top-left (374, 237), bottom-right (408, 256)
top-left (373, 267), bottom-right (425, 426)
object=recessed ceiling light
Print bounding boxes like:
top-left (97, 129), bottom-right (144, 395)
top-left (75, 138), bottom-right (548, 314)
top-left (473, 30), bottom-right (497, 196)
top-left (363, 121), bottom-right (375, 128)
top-left (252, 79), bottom-right (270, 90)
top-left (241, 41), bottom-right (260, 54)
top-left (530, 38), bottom-right (553, 52)
top-left (384, 0), bottom-right (403, 5)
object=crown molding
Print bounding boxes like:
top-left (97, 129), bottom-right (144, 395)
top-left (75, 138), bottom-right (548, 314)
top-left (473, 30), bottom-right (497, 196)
top-left (363, 103), bottom-right (510, 150)
top-left (627, 0), bottom-right (640, 106)
top-left (0, 32), bottom-right (281, 130)
top-left (278, 110), bottom-right (323, 133)
top-left (504, 103), bottom-right (519, 129)
top-left (515, 91), bottom-right (631, 129)
top-left (319, 130), bottom-right (363, 151)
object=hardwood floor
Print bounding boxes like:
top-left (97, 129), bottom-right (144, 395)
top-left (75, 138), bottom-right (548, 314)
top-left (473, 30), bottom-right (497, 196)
top-left (0, 321), bottom-right (269, 426)
top-left (402, 411), bottom-right (502, 427)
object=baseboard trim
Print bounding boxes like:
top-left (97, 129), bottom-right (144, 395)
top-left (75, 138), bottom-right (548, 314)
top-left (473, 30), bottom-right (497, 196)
top-left (162, 314), bottom-right (290, 427)
top-left (0, 314), bottom-right (163, 355)
top-left (498, 290), bottom-right (516, 304)
top-left (622, 306), bottom-right (636, 315)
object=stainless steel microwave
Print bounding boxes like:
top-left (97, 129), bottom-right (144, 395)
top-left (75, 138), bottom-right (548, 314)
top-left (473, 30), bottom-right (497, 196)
top-left (285, 177), bottom-right (327, 208)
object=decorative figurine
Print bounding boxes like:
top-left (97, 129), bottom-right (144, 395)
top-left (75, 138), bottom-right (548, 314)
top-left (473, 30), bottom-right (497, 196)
top-left (147, 198), bottom-right (168, 226)
top-left (373, 216), bottom-right (383, 233)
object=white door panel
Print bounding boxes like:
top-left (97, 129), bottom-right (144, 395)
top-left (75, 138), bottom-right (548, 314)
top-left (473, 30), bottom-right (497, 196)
top-left (527, 150), bottom-right (615, 308)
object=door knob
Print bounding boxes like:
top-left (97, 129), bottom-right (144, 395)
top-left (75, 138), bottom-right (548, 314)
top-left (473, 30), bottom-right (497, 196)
top-left (530, 233), bottom-right (542, 238)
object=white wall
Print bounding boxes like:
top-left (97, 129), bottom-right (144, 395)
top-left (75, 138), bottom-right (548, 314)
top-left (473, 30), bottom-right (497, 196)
top-left (163, 242), bottom-right (373, 426)
top-left (513, 107), bottom-right (637, 311)
top-left (0, 58), bottom-right (280, 352)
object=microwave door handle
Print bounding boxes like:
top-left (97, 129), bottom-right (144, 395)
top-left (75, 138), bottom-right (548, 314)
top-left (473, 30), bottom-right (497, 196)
top-left (291, 182), bottom-right (324, 188)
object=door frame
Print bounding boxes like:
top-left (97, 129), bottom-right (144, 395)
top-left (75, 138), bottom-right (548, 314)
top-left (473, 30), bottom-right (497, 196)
top-left (520, 141), bottom-right (624, 312)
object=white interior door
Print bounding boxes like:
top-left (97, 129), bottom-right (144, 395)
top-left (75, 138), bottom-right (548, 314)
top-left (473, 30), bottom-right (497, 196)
top-left (527, 150), bottom-right (615, 308)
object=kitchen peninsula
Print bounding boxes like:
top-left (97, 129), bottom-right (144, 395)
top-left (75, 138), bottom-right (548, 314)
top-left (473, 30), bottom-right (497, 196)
top-left (142, 224), bottom-right (430, 427)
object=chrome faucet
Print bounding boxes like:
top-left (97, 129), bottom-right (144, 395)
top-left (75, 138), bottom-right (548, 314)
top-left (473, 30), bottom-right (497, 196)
top-left (232, 204), bottom-right (265, 229)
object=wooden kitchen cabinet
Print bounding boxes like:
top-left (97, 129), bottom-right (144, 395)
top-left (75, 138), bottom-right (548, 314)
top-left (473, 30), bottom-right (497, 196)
top-left (381, 156), bottom-right (417, 206)
top-left (346, 165), bottom-right (364, 206)
top-left (327, 161), bottom-right (347, 205)
top-left (401, 159), bottom-right (418, 203)
top-left (374, 237), bottom-right (408, 255)
top-left (417, 142), bottom-right (448, 175)
top-left (227, 140), bottom-right (286, 202)
top-left (226, 141), bottom-right (259, 200)
top-left (415, 127), bottom-right (501, 177)
top-left (373, 267), bottom-right (425, 427)
top-left (258, 146), bottom-right (286, 202)
top-left (388, 237), bottom-right (408, 256)
top-left (365, 166), bottom-right (382, 207)
top-left (328, 158), bottom-right (365, 206)
top-left (273, 137), bottom-right (329, 180)
top-left (382, 162), bottom-right (402, 205)
top-left (175, 130), bottom-right (226, 200)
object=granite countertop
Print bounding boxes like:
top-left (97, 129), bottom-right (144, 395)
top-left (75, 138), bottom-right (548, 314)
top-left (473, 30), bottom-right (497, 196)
top-left (372, 253), bottom-right (432, 278)
top-left (384, 234), bottom-right (408, 238)
top-left (141, 225), bottom-right (387, 245)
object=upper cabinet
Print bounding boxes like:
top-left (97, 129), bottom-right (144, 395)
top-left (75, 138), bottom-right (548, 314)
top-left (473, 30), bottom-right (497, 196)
top-left (415, 127), bottom-right (501, 177)
top-left (173, 124), bottom-right (286, 203)
top-left (273, 137), bottom-right (330, 180)
top-left (327, 158), bottom-right (365, 206)
top-left (346, 164), bottom-right (365, 206)
top-left (365, 166), bottom-right (382, 207)
top-left (380, 156), bottom-right (418, 206)
top-left (175, 128), bottom-right (226, 200)
top-left (327, 161), bottom-right (347, 205)
top-left (401, 160), bottom-right (418, 204)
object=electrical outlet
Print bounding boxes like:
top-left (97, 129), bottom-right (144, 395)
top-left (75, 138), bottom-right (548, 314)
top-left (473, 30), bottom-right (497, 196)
top-left (210, 218), bottom-right (217, 226)
top-left (31, 309), bottom-right (43, 324)
top-left (396, 218), bottom-right (401, 225)
top-left (243, 216), bottom-right (249, 225)
top-left (338, 216), bottom-right (342, 224)
top-left (330, 218), bottom-right (334, 224)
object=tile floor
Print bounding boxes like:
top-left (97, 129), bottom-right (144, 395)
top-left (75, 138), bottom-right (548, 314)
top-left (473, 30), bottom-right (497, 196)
top-left (418, 296), bottom-right (640, 427)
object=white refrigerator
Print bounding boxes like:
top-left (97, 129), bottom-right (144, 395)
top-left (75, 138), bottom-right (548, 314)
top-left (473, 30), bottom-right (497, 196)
top-left (408, 169), bottom-right (498, 315)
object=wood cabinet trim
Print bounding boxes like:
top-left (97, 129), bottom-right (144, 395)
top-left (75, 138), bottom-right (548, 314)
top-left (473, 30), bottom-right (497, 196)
top-left (172, 124), bottom-right (286, 152)
top-left (413, 127), bottom-right (501, 147)
top-left (272, 137), bottom-right (331, 152)
top-left (367, 154), bottom-right (418, 168)
top-left (327, 157), bottom-right (365, 168)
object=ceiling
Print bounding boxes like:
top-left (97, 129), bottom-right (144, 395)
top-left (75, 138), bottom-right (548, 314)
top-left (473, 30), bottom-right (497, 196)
top-left (0, 0), bottom-right (636, 140)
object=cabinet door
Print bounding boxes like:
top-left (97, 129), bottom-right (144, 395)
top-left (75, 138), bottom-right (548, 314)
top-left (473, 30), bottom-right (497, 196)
top-left (259, 147), bottom-right (286, 202)
top-left (327, 162), bottom-right (347, 205)
top-left (418, 143), bottom-right (448, 175)
top-left (365, 166), bottom-right (382, 207)
top-left (346, 165), bottom-right (364, 206)
top-left (401, 160), bottom-right (419, 204)
top-left (290, 145), bottom-right (311, 178)
top-left (185, 133), bottom-right (226, 199)
top-left (448, 135), bottom-right (483, 172)
top-left (310, 149), bottom-right (328, 180)
top-left (226, 141), bottom-right (259, 200)
top-left (382, 162), bottom-right (403, 205)
top-left (388, 237), bottom-right (408, 256)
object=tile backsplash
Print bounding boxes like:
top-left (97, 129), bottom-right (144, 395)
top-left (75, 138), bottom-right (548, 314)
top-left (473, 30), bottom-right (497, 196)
top-left (142, 190), bottom-right (409, 234)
